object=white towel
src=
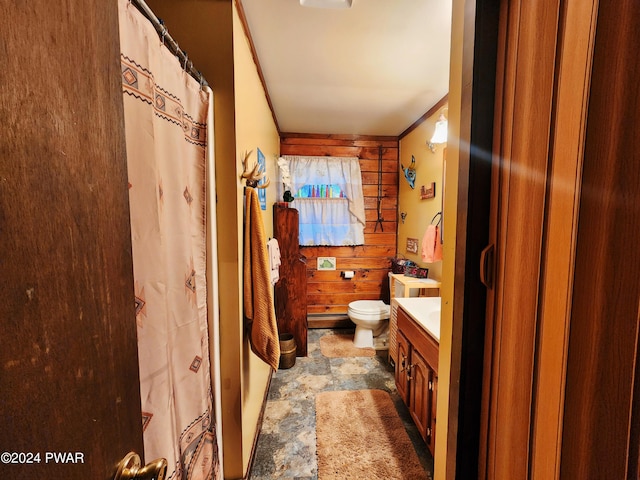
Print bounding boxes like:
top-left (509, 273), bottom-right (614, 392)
top-left (267, 237), bottom-right (281, 286)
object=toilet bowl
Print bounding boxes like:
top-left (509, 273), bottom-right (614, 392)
top-left (348, 300), bottom-right (390, 348)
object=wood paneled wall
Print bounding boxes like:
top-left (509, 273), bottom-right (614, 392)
top-left (280, 134), bottom-right (399, 315)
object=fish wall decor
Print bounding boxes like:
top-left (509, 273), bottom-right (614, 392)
top-left (401, 155), bottom-right (417, 189)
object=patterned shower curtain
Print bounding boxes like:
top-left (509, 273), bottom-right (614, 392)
top-left (118, 1), bottom-right (220, 478)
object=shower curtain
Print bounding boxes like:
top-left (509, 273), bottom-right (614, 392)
top-left (118, 1), bottom-right (221, 478)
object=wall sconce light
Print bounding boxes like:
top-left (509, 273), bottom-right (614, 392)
top-left (300, 0), bottom-right (352, 8)
top-left (428, 112), bottom-right (448, 153)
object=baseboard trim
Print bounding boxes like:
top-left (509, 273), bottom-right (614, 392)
top-left (307, 313), bottom-right (354, 329)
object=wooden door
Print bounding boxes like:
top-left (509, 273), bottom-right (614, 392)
top-left (480, 0), bottom-right (640, 478)
top-left (480, 0), bottom-right (563, 474)
top-left (431, 372), bottom-right (437, 457)
top-left (560, 1), bottom-right (640, 477)
top-left (0, 1), bottom-right (145, 478)
top-left (481, 0), bottom-right (577, 474)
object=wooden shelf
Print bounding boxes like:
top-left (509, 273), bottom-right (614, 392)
top-left (389, 273), bottom-right (441, 298)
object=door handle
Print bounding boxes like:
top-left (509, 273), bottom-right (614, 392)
top-left (479, 243), bottom-right (495, 289)
top-left (114, 452), bottom-right (167, 480)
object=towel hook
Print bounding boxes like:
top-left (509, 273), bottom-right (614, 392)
top-left (430, 211), bottom-right (442, 225)
top-left (241, 150), bottom-right (270, 188)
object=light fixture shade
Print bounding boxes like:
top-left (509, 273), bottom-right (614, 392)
top-left (300, 0), bottom-right (352, 8)
top-left (430, 114), bottom-right (448, 145)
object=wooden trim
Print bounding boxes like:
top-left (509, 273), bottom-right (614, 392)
top-left (307, 314), bottom-right (353, 329)
top-left (478, 0), bottom-right (511, 475)
top-left (243, 371), bottom-right (273, 479)
top-left (399, 94), bottom-right (449, 140)
top-left (281, 132), bottom-right (398, 144)
top-left (234, 0), bottom-right (281, 133)
top-left (631, 309), bottom-right (640, 479)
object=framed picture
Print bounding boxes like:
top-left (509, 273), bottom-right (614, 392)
top-left (406, 238), bottom-right (419, 254)
top-left (257, 148), bottom-right (267, 210)
top-left (317, 257), bottom-right (336, 270)
top-left (420, 182), bottom-right (436, 200)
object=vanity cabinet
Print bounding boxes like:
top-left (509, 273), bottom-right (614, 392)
top-left (395, 306), bottom-right (438, 455)
top-left (388, 274), bottom-right (440, 365)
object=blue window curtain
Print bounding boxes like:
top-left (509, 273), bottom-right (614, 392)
top-left (280, 155), bottom-right (366, 246)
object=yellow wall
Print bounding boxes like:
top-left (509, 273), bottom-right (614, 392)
top-left (398, 106), bottom-right (451, 480)
top-left (232, 4), bottom-right (281, 476)
top-left (398, 113), bottom-right (446, 281)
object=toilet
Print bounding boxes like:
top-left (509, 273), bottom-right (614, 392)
top-left (348, 300), bottom-right (390, 349)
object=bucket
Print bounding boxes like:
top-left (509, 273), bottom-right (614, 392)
top-left (278, 333), bottom-right (297, 369)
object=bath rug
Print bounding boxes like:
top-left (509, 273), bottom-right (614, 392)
top-left (319, 332), bottom-right (375, 358)
top-left (316, 389), bottom-right (427, 479)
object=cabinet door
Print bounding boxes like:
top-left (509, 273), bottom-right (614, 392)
top-left (395, 330), bottom-right (411, 405)
top-left (409, 348), bottom-right (432, 448)
top-left (430, 373), bottom-right (437, 454)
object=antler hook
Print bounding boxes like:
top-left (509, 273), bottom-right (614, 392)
top-left (240, 150), bottom-right (270, 189)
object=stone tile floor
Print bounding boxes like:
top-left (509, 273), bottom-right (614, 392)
top-left (248, 328), bottom-right (434, 479)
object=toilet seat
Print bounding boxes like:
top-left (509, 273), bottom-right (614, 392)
top-left (348, 300), bottom-right (390, 319)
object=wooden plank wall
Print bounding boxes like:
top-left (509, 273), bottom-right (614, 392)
top-left (280, 133), bottom-right (399, 316)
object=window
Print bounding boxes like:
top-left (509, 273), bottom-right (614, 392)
top-left (279, 156), bottom-right (366, 246)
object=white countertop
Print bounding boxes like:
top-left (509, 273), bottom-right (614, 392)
top-left (394, 297), bottom-right (441, 342)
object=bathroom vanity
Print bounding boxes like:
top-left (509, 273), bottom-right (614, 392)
top-left (388, 273), bottom-right (440, 365)
top-left (393, 297), bottom-right (440, 455)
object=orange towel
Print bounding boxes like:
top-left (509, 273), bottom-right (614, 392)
top-left (244, 188), bottom-right (280, 370)
top-left (422, 225), bottom-right (443, 263)
top-left (434, 225), bottom-right (443, 262)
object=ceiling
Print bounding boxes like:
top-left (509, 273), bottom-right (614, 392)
top-left (239, 0), bottom-right (453, 137)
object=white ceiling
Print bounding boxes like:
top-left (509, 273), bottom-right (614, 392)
top-left (239, 0), bottom-right (453, 136)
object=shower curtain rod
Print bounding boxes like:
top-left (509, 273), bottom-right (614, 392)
top-left (129, 0), bottom-right (209, 87)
